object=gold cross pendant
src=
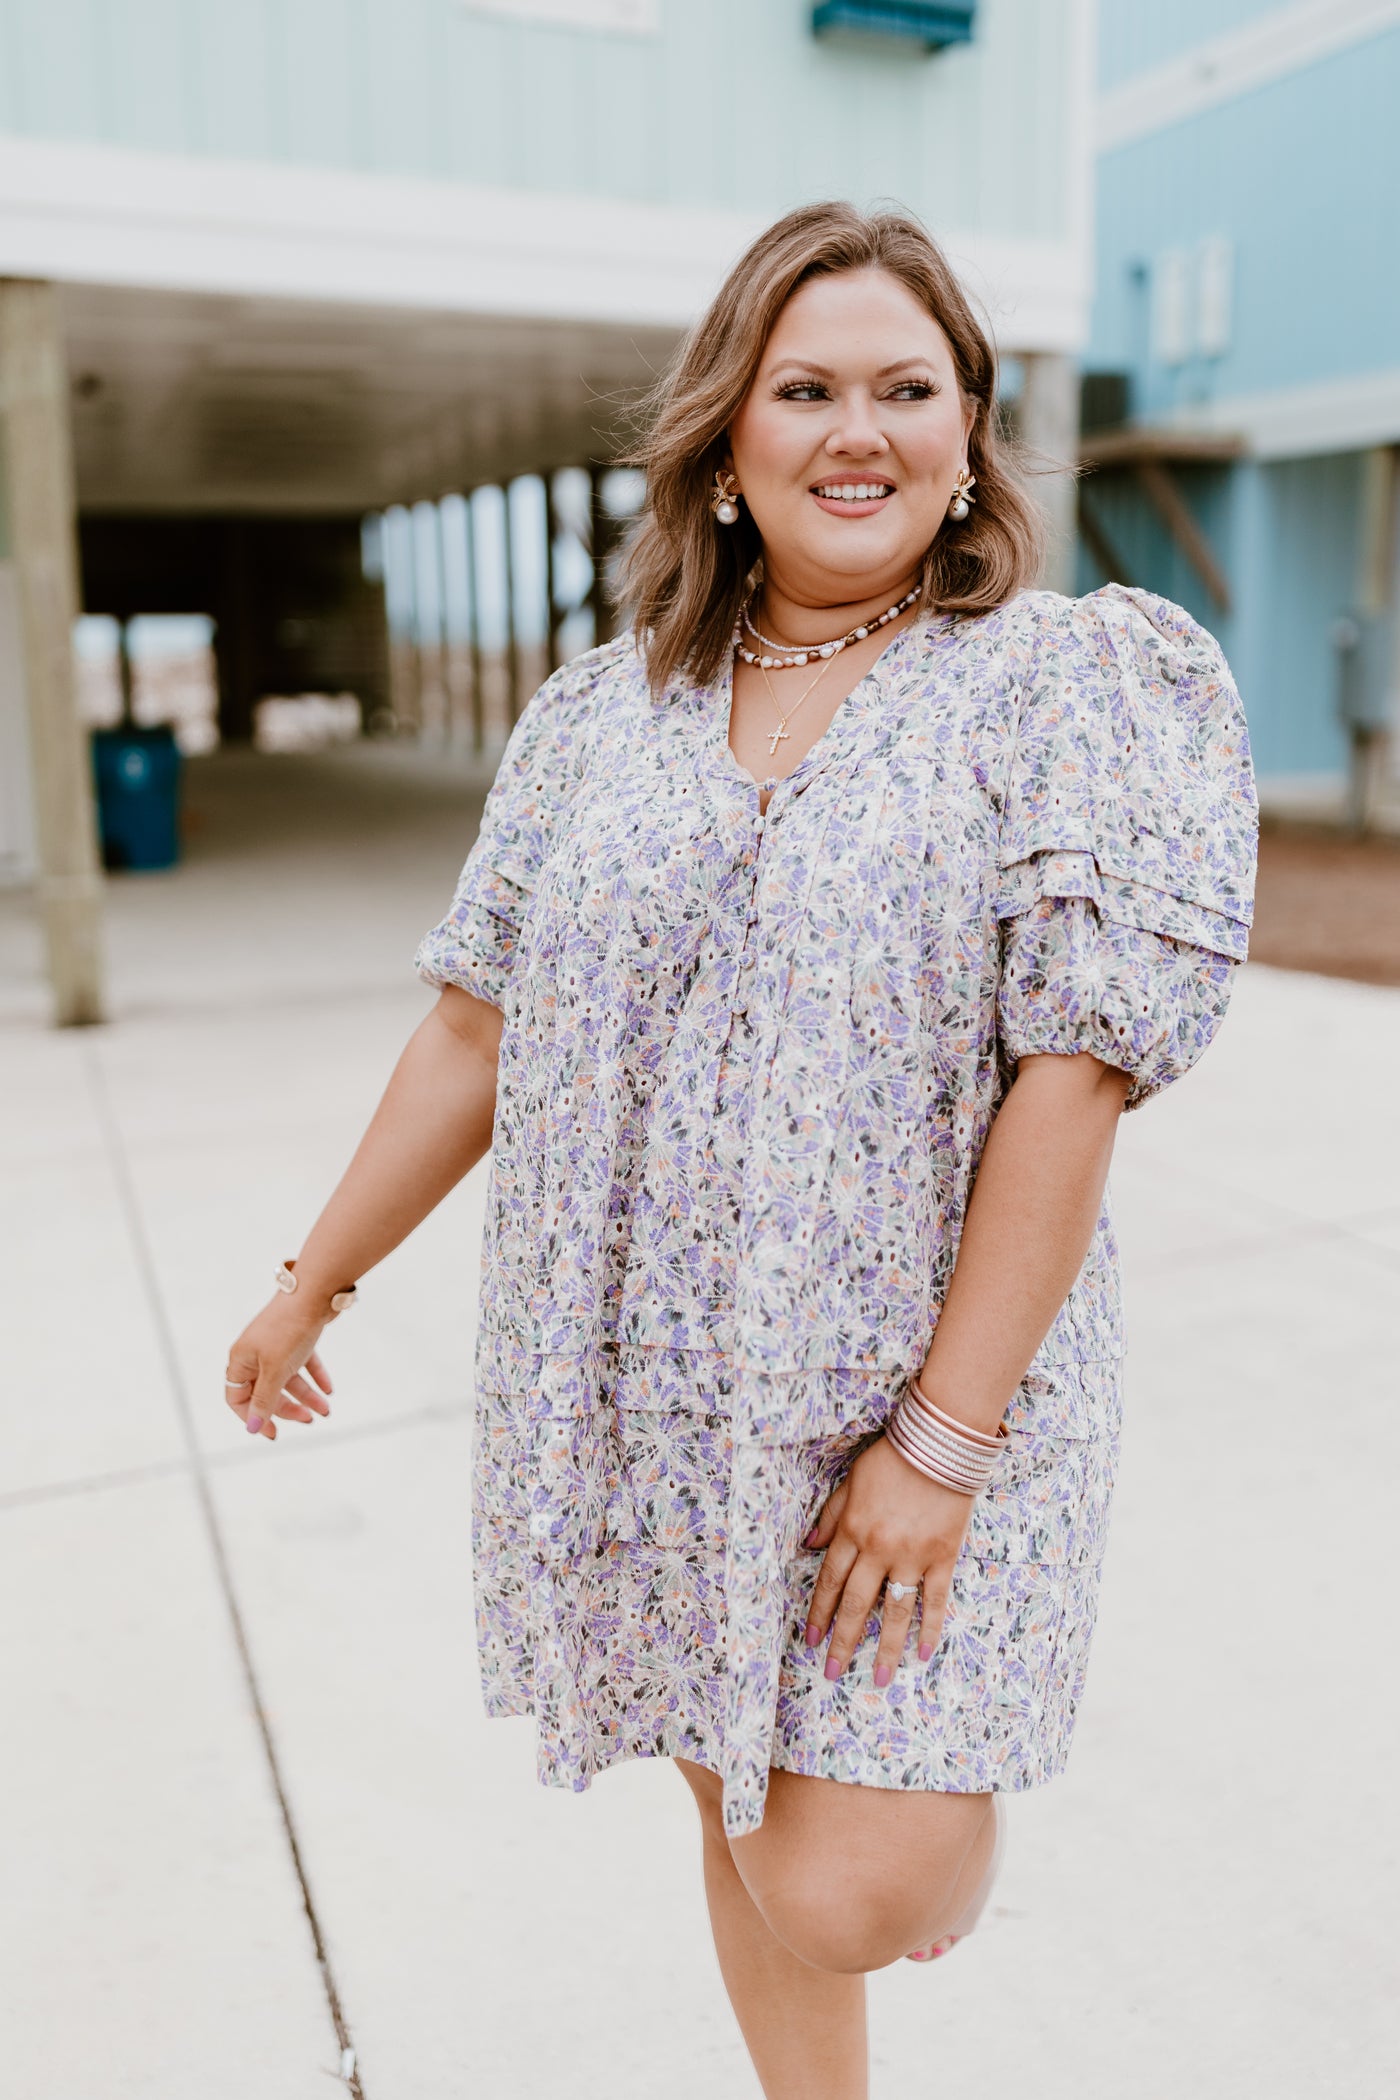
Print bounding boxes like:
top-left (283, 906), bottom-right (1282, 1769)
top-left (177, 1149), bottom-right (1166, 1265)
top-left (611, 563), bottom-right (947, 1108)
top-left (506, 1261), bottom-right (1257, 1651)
top-left (766, 724), bottom-right (790, 755)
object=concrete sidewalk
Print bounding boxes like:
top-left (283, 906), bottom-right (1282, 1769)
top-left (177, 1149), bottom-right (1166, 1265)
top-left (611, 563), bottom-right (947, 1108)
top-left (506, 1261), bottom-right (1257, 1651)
top-left (3, 746), bottom-right (1397, 2098)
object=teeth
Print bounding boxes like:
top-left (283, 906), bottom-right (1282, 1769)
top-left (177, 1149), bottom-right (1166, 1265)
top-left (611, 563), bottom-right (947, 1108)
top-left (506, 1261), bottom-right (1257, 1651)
top-left (817, 483), bottom-right (891, 501)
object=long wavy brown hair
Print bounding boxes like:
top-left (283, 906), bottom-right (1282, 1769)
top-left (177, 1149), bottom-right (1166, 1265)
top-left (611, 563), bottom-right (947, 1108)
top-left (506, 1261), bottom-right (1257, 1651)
top-left (618, 200), bottom-right (1045, 695)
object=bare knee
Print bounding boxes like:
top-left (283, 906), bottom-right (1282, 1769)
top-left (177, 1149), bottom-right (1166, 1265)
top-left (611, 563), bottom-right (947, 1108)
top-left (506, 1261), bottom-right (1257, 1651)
top-left (751, 1865), bottom-right (942, 1974)
top-left (733, 1773), bottom-right (990, 1973)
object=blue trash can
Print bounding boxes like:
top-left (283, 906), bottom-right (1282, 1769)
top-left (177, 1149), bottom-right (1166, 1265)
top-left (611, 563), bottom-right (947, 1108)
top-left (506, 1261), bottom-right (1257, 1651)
top-left (92, 725), bottom-right (182, 871)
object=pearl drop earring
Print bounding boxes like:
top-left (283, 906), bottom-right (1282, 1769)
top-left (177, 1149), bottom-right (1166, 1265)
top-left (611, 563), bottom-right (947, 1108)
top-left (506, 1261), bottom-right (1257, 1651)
top-left (948, 467), bottom-right (976, 522)
top-left (711, 470), bottom-right (741, 526)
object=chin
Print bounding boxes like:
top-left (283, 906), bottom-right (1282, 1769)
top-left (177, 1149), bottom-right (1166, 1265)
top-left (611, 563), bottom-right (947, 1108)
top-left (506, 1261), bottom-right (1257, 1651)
top-left (803, 527), bottom-right (908, 575)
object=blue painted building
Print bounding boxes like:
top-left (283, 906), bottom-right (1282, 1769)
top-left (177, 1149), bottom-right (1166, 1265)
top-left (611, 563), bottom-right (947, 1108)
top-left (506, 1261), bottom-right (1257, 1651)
top-left (1083, 0), bottom-right (1400, 795)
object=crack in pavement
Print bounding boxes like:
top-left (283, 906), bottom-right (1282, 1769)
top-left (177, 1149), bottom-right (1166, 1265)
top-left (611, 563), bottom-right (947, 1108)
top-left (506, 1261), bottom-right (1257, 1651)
top-left (84, 1038), bottom-right (367, 2100)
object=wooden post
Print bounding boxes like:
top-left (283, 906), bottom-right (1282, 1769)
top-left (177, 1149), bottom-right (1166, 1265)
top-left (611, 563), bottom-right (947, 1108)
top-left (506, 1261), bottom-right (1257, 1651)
top-left (435, 500), bottom-right (465, 748)
top-left (502, 479), bottom-right (521, 728)
top-left (117, 618), bottom-right (136, 726)
top-left (464, 490), bottom-right (484, 753)
top-left (1019, 352), bottom-right (1080, 597)
top-left (588, 464), bottom-right (618, 646)
top-left (0, 278), bottom-right (105, 1027)
top-left (214, 518), bottom-right (258, 743)
top-left (544, 470), bottom-right (562, 674)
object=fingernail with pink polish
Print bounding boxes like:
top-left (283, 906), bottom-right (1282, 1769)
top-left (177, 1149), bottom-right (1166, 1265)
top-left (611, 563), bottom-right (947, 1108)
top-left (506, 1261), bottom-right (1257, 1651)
top-left (874, 1663), bottom-right (892, 1688)
top-left (804, 1623), bottom-right (821, 1647)
top-left (246, 1414), bottom-right (263, 1435)
top-left (824, 1656), bottom-right (842, 1682)
top-left (803, 1528), bottom-right (819, 1547)
top-left (918, 1644), bottom-right (934, 1662)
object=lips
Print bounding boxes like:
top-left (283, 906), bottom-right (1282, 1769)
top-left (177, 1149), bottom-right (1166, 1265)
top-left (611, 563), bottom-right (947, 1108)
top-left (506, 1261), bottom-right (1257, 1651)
top-left (810, 479), bottom-right (895, 518)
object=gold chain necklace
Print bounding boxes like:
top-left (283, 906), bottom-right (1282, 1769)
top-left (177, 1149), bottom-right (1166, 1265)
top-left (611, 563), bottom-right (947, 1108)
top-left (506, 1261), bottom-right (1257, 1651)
top-left (753, 645), bottom-right (839, 758)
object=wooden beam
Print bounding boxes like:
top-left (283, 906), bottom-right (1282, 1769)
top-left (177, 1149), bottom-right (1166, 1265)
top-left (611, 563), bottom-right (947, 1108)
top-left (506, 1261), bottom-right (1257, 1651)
top-left (0, 277), bottom-right (105, 1026)
top-left (1079, 426), bottom-right (1246, 467)
top-left (1133, 458), bottom-right (1233, 612)
top-left (1076, 489), bottom-right (1136, 590)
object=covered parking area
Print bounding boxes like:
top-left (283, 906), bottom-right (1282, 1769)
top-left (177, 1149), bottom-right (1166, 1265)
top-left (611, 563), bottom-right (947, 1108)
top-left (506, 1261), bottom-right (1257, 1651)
top-left (0, 254), bottom-right (687, 1025)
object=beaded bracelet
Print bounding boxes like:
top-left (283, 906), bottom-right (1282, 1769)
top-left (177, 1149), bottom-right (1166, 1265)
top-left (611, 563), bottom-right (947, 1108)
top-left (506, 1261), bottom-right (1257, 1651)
top-left (885, 1373), bottom-right (1008, 1496)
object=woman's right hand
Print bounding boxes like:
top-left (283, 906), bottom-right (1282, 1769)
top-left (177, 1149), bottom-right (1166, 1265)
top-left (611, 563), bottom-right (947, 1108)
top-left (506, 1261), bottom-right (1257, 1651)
top-left (224, 1298), bottom-right (335, 1441)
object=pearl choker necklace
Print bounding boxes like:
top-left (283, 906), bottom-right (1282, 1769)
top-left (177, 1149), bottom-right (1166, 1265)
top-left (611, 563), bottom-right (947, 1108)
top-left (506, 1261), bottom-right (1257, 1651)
top-left (736, 587), bottom-right (920, 669)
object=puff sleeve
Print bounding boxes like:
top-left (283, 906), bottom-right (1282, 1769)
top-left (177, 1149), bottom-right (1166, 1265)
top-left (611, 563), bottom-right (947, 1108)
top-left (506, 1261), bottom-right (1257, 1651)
top-left (995, 586), bottom-right (1258, 1109)
top-left (414, 646), bottom-right (608, 1008)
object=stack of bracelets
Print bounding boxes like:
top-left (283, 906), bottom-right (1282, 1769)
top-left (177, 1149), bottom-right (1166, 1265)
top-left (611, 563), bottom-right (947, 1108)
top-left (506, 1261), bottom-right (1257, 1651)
top-left (885, 1373), bottom-right (1009, 1495)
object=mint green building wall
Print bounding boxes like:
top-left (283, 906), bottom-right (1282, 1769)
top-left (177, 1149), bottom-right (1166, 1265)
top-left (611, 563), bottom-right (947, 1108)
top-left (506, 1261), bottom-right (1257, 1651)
top-left (0, 0), bottom-right (1083, 243)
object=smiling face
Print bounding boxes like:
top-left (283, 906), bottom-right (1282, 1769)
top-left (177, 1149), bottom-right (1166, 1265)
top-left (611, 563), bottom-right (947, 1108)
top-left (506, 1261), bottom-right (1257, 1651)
top-left (726, 265), bottom-right (974, 610)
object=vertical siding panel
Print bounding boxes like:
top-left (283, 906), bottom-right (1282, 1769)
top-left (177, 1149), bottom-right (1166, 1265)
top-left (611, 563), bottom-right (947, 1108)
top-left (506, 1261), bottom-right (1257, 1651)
top-left (281, 0), bottom-right (358, 169)
top-left (442, 11), bottom-right (513, 188)
top-left (520, 26), bottom-right (594, 199)
top-left (0, 0), bottom-right (21, 129)
top-left (1030, 0), bottom-right (1069, 241)
top-left (6, 0), bottom-right (105, 139)
top-left (513, 20), bottom-right (556, 193)
top-left (191, 0), bottom-right (280, 161)
top-left (361, 0), bottom-right (434, 176)
top-left (932, 43), bottom-right (974, 234)
top-left (588, 30), bottom-right (657, 204)
top-left (658, 0), bottom-right (716, 209)
top-left (101, 0), bottom-right (196, 154)
top-left (969, 0), bottom-right (1018, 238)
top-left (697, 0), bottom-right (747, 214)
top-left (732, 0), bottom-right (791, 216)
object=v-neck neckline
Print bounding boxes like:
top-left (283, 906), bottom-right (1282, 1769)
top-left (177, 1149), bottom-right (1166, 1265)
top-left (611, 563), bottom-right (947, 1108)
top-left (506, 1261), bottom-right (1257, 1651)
top-left (714, 612), bottom-right (939, 808)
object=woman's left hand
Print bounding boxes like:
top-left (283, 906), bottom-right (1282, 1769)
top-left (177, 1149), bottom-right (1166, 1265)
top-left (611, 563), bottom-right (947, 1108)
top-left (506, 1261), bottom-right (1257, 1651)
top-left (803, 1436), bottom-right (974, 1685)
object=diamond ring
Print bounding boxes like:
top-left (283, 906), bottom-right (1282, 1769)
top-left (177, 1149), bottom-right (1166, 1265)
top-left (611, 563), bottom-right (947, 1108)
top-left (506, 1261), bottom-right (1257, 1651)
top-left (886, 1580), bottom-right (919, 1602)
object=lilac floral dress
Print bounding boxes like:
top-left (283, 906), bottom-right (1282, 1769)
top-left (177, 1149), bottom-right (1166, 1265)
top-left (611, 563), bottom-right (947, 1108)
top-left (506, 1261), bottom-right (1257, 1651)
top-left (416, 584), bottom-right (1257, 1839)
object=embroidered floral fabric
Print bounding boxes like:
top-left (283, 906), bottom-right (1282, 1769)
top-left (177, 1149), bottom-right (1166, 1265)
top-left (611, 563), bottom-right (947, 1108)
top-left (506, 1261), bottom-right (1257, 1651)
top-left (416, 584), bottom-right (1258, 1837)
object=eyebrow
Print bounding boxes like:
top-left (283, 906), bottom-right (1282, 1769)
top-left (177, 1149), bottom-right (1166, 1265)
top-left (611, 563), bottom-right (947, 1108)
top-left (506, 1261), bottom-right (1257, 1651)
top-left (767, 356), bottom-right (937, 379)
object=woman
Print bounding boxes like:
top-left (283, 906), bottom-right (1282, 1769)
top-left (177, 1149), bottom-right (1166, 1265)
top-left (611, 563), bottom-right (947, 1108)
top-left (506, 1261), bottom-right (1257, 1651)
top-left (225, 203), bottom-right (1257, 2099)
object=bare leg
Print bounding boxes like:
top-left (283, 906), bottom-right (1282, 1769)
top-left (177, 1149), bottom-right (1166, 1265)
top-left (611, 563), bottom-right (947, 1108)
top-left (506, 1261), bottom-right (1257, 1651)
top-left (731, 1767), bottom-right (996, 1975)
top-left (676, 1758), bottom-right (868, 2100)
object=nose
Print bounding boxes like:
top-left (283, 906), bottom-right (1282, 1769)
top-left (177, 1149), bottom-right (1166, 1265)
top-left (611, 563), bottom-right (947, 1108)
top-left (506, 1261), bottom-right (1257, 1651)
top-left (825, 392), bottom-right (889, 460)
